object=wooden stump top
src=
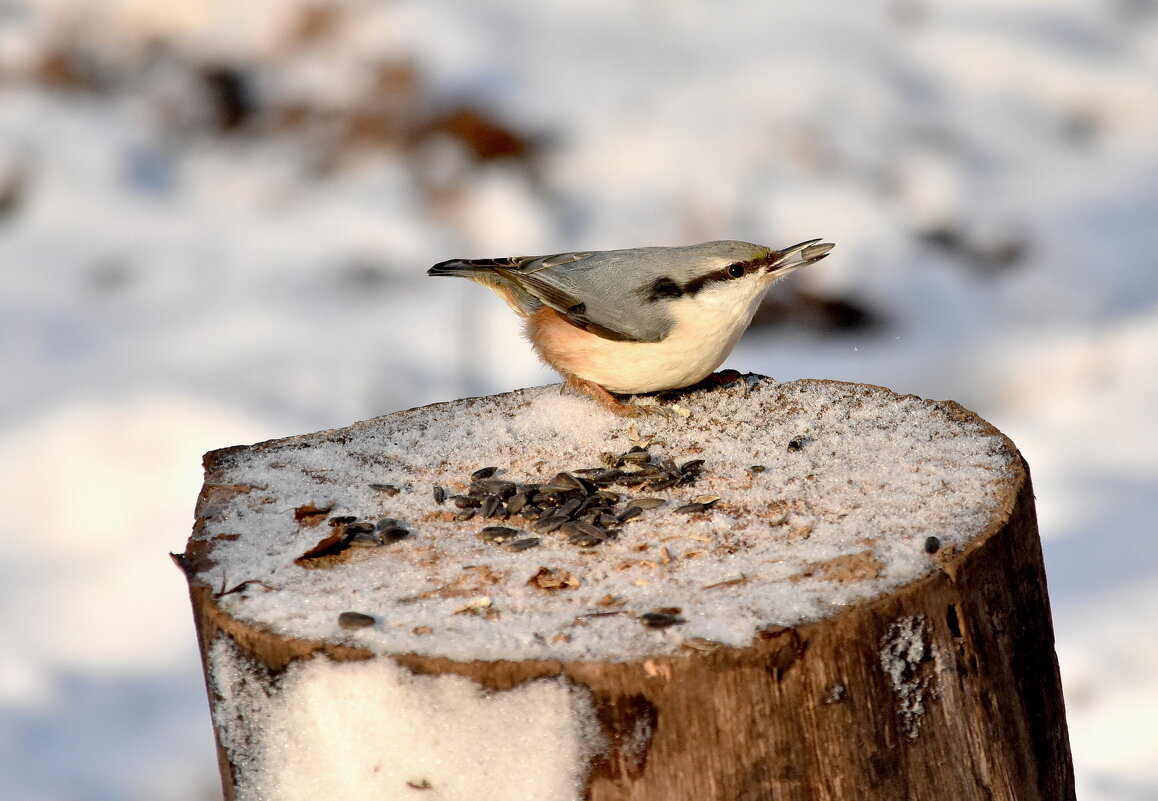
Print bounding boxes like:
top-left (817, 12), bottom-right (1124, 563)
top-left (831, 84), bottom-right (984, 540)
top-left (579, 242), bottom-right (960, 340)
top-left (183, 376), bottom-right (1022, 665)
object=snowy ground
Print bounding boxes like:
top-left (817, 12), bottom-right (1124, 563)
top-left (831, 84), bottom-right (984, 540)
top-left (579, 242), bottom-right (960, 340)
top-left (1, 1), bottom-right (1156, 799)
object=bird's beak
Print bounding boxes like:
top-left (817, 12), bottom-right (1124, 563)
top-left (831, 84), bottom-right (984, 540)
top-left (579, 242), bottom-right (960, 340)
top-left (767, 239), bottom-right (835, 275)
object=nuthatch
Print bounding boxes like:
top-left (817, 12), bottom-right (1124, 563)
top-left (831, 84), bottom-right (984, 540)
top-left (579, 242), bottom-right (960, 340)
top-left (428, 239), bottom-right (835, 415)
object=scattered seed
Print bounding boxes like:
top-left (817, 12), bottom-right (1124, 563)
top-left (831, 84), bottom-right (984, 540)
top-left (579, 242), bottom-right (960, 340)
top-left (474, 478), bottom-right (517, 498)
top-left (649, 476), bottom-right (679, 490)
top-left (481, 495), bottom-right (504, 518)
top-left (569, 532), bottom-right (605, 547)
top-left (368, 483), bottom-right (401, 495)
top-left (480, 526), bottom-right (521, 543)
top-left (338, 611), bottom-right (376, 630)
top-left (454, 509), bottom-right (477, 521)
top-left (690, 495), bottom-right (721, 507)
top-left (379, 527), bottom-right (410, 545)
top-left (329, 515), bottom-right (357, 526)
top-left (532, 515), bottom-right (567, 533)
top-left (343, 521), bottom-right (376, 535)
top-left (433, 485), bottom-right (447, 505)
top-left (451, 495), bottom-right (482, 509)
top-left (507, 537), bottom-right (541, 551)
top-left (618, 506), bottom-right (644, 522)
top-left (674, 503), bottom-right (707, 514)
top-left (631, 497), bottom-right (666, 510)
top-left (640, 611), bottom-right (685, 628)
top-left (345, 531), bottom-right (383, 547)
top-left (507, 492), bottom-right (529, 515)
top-left (471, 466), bottom-right (499, 480)
top-left (680, 459), bottom-right (705, 475)
top-left (748, 465), bottom-right (766, 474)
top-left (924, 536), bottom-right (941, 554)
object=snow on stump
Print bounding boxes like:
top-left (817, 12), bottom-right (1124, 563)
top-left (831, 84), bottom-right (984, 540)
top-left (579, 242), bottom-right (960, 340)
top-left (177, 376), bottom-right (1074, 801)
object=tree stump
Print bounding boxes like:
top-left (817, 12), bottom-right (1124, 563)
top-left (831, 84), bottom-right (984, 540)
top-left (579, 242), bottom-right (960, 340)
top-left (177, 376), bottom-right (1074, 801)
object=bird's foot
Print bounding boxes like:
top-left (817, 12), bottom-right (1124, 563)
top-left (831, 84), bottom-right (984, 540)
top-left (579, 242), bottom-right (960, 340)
top-left (562, 374), bottom-right (644, 417)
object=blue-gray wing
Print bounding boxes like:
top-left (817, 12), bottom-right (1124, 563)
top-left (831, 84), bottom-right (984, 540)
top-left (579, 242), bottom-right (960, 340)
top-left (428, 250), bottom-right (675, 343)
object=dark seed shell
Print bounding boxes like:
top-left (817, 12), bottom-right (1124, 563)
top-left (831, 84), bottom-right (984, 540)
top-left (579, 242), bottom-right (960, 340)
top-left (532, 515), bottom-right (567, 533)
top-left (640, 611), bottom-right (686, 628)
top-left (343, 521), bottom-right (376, 535)
top-left (480, 526), bottom-right (521, 542)
top-left (569, 532), bottom-right (604, 547)
top-left (433, 486), bottom-right (447, 504)
top-left (507, 493), bottom-right (529, 515)
top-left (379, 527), bottom-right (410, 544)
top-left (451, 495), bottom-right (482, 509)
top-left (680, 459), bottom-right (705, 475)
top-left (507, 537), bottom-right (541, 551)
top-left (454, 509), bottom-right (477, 521)
top-left (345, 531), bottom-right (383, 547)
top-left (481, 495), bottom-right (504, 518)
top-left (674, 502), bottom-right (707, 514)
top-left (329, 515), bottom-right (358, 526)
top-left (648, 476), bottom-right (679, 490)
top-left (630, 497), bottom-right (666, 510)
top-left (471, 466), bottom-right (499, 480)
top-left (369, 483), bottom-right (401, 495)
top-left (338, 611), bottom-right (376, 630)
top-left (924, 536), bottom-right (941, 554)
top-left (618, 506), bottom-right (644, 522)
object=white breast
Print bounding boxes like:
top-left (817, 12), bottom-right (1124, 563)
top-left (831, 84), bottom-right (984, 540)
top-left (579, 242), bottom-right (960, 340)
top-left (567, 291), bottom-right (764, 394)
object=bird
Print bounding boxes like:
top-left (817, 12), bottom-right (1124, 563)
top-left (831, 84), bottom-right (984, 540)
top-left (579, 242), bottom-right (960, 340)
top-left (428, 238), bottom-right (834, 415)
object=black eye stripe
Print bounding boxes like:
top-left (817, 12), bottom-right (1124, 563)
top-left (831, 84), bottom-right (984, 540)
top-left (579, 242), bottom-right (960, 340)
top-left (684, 259), bottom-right (760, 295)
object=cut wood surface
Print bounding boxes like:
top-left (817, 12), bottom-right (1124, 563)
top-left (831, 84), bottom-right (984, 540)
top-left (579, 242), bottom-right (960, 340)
top-left (178, 376), bottom-right (1075, 801)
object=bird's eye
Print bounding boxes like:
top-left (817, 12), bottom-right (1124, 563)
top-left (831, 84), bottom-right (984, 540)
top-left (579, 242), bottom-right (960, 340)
top-left (727, 263), bottom-right (745, 278)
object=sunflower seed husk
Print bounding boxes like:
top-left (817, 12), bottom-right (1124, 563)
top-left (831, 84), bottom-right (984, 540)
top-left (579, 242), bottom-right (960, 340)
top-left (338, 611), bottom-right (376, 630)
top-left (480, 526), bottom-right (521, 543)
top-left (507, 537), bottom-right (541, 551)
top-left (471, 466), bottom-right (499, 480)
top-left (640, 611), bottom-right (685, 628)
top-left (379, 527), bottom-right (410, 545)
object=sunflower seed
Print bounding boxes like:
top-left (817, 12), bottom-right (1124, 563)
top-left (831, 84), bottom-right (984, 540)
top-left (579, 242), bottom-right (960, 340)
top-left (433, 485), bottom-right (447, 505)
top-left (343, 521), bottom-right (376, 535)
top-left (481, 495), bottom-right (504, 518)
top-left (924, 536), bottom-right (941, 554)
top-left (474, 478), bottom-right (517, 498)
top-left (680, 459), bottom-right (705, 475)
top-left (379, 527), bottom-right (410, 545)
top-left (480, 526), bottom-right (521, 542)
top-left (640, 611), bottom-right (685, 628)
top-left (618, 505), bottom-right (644, 522)
top-left (454, 509), bottom-right (477, 521)
top-left (345, 531), bottom-right (383, 547)
top-left (471, 466), bottom-right (499, 480)
top-left (630, 497), bottom-right (666, 510)
top-left (506, 492), bottom-right (529, 515)
top-left (532, 515), bottom-right (567, 533)
top-left (451, 495), bottom-right (482, 509)
top-left (690, 495), bottom-right (721, 507)
top-left (674, 502), bottom-right (707, 514)
top-left (507, 537), bottom-right (541, 551)
top-left (569, 532), bottom-right (605, 547)
top-left (368, 483), bottom-right (401, 495)
top-left (338, 611), bottom-right (376, 630)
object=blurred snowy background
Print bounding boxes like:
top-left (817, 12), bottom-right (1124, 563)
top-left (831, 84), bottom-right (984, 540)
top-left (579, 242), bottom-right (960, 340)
top-left (1, 0), bottom-right (1156, 798)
